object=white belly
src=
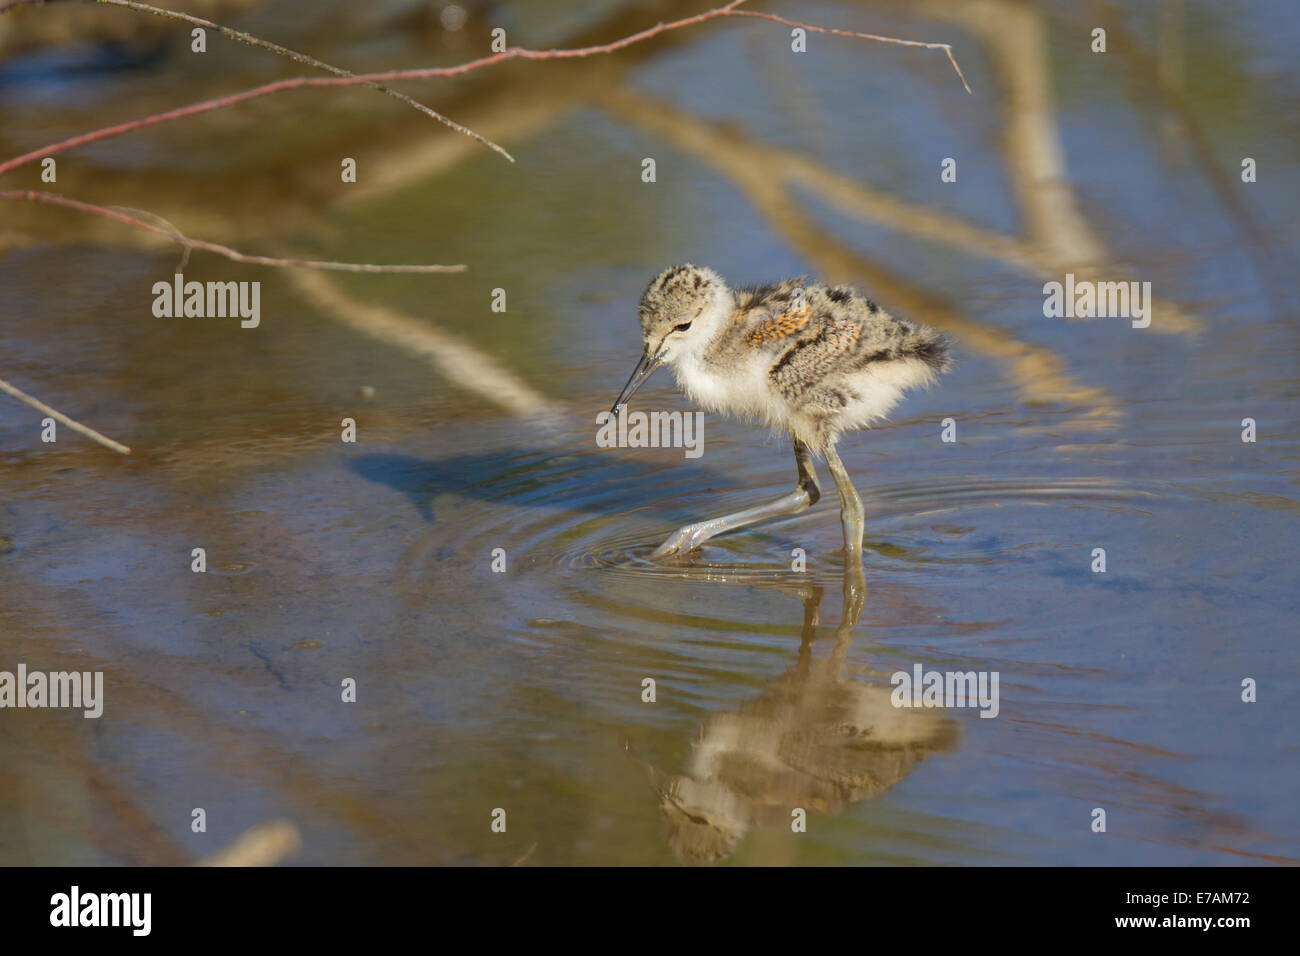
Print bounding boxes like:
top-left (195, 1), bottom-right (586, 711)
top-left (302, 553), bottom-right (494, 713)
top-left (673, 352), bottom-right (776, 422)
top-left (847, 358), bottom-right (937, 426)
top-left (669, 351), bottom-right (937, 440)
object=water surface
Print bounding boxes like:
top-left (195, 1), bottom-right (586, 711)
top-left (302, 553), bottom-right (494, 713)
top-left (1, 0), bottom-right (1297, 865)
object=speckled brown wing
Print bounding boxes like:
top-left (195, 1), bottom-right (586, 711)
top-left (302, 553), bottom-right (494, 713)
top-left (744, 306), bottom-right (814, 345)
top-left (766, 308), bottom-right (863, 407)
top-left (767, 285), bottom-right (950, 408)
top-left (728, 277), bottom-right (813, 348)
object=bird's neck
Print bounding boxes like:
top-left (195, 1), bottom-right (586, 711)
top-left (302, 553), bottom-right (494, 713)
top-left (667, 298), bottom-right (749, 411)
top-left (687, 296), bottom-right (734, 360)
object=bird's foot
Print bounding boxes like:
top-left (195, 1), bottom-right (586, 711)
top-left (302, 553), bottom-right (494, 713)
top-left (649, 523), bottom-right (710, 560)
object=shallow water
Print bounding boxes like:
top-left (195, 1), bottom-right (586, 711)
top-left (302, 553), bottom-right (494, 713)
top-left (1, 0), bottom-right (1298, 864)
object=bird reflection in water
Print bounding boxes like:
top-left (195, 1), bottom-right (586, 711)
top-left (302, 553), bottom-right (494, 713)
top-left (626, 568), bottom-right (957, 865)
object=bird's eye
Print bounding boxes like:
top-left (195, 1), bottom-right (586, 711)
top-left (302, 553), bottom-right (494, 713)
top-left (672, 321), bottom-right (693, 333)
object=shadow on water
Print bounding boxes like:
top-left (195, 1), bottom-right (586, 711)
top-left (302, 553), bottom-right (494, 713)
top-left (348, 446), bottom-right (956, 611)
top-left (350, 446), bottom-right (866, 555)
top-left (350, 447), bottom-right (869, 590)
top-left (348, 449), bottom-right (682, 524)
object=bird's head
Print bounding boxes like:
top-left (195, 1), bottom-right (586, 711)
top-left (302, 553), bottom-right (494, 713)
top-left (611, 264), bottom-right (730, 414)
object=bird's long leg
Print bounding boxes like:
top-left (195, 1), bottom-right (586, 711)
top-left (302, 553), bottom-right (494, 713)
top-left (650, 437), bottom-right (821, 559)
top-left (822, 443), bottom-right (864, 558)
top-left (823, 442), bottom-right (867, 618)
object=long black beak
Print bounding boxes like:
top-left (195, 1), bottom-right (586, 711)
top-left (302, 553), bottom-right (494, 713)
top-left (609, 348), bottom-right (664, 415)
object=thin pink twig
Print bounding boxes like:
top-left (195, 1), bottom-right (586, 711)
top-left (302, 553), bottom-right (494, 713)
top-left (92, 0), bottom-right (514, 161)
top-left (0, 0), bottom-right (969, 177)
top-left (0, 190), bottom-right (467, 272)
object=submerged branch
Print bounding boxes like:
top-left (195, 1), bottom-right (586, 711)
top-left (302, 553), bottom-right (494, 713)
top-left (198, 820), bottom-right (301, 867)
top-left (599, 84), bottom-right (1123, 430)
top-left (284, 268), bottom-right (562, 424)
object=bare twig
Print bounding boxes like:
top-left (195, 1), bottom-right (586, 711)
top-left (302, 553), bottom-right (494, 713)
top-left (0, 0), bottom-right (969, 177)
top-left (107, 205), bottom-right (194, 270)
top-left (0, 191), bottom-right (467, 271)
top-left (0, 374), bottom-right (132, 454)
top-left (88, 0), bottom-right (515, 162)
top-left (723, 8), bottom-right (971, 94)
